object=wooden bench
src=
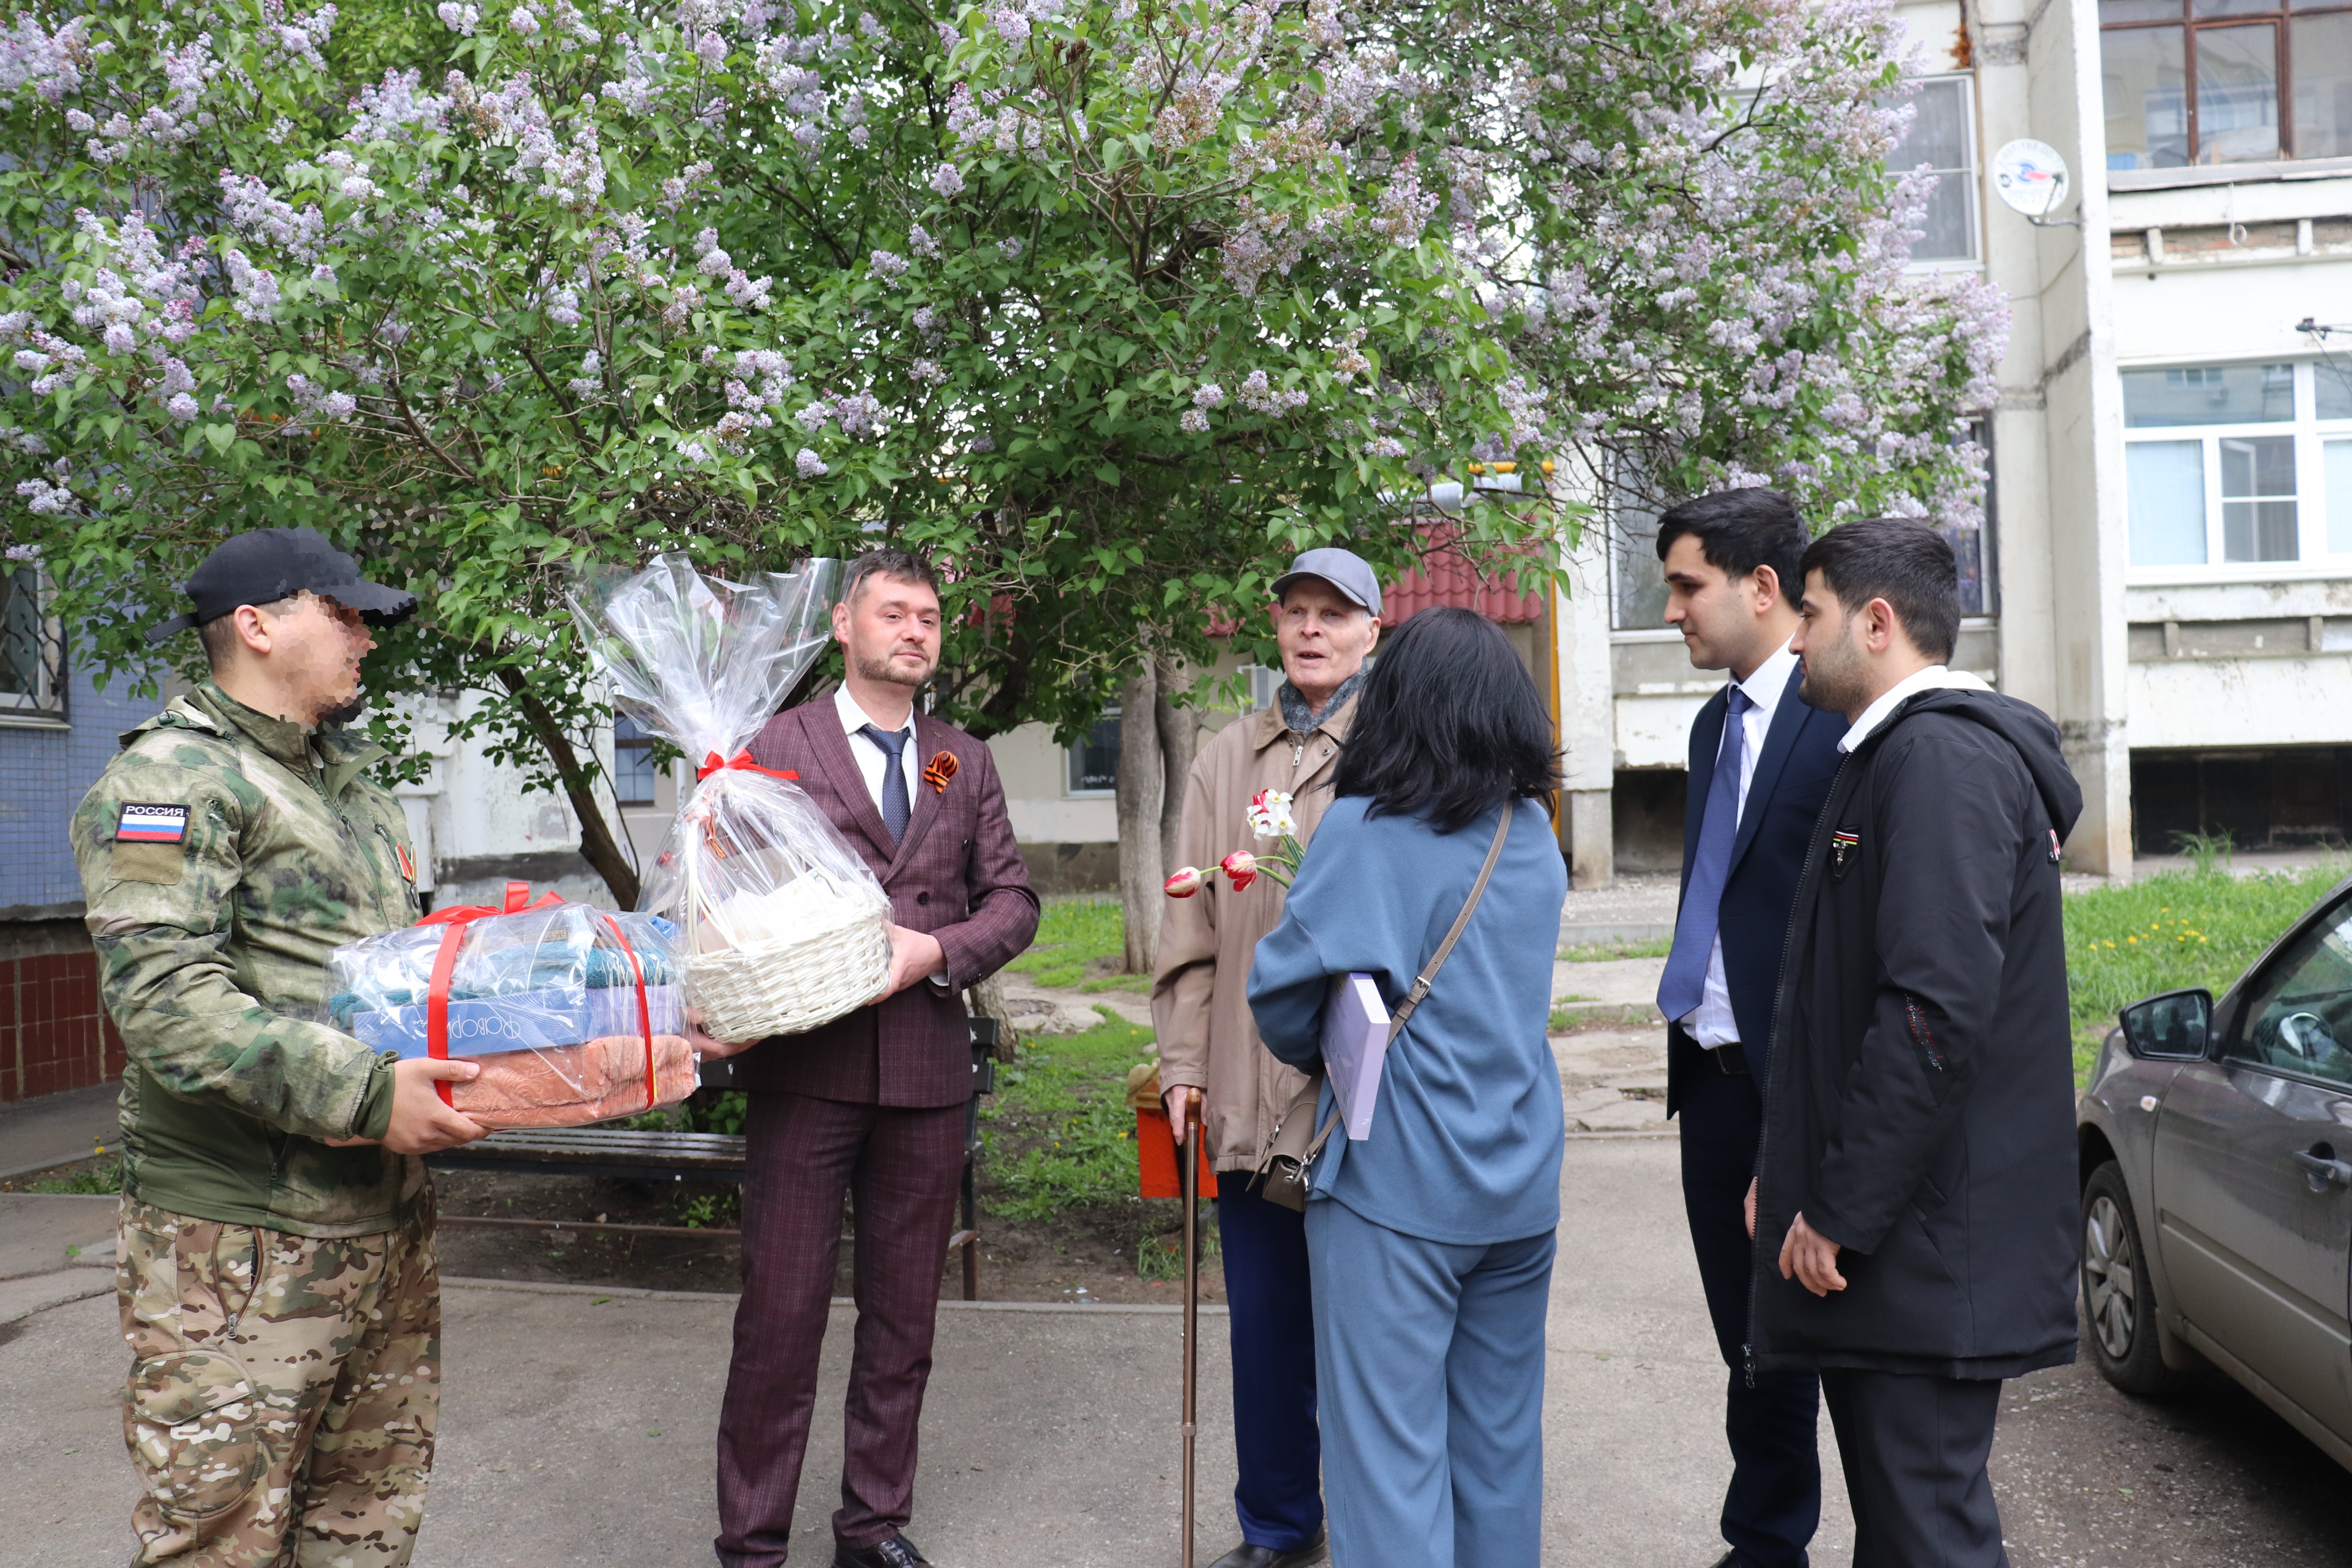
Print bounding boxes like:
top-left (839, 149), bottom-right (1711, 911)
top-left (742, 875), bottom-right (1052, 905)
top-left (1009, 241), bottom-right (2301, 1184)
top-left (427, 1020), bottom-right (1000, 1298)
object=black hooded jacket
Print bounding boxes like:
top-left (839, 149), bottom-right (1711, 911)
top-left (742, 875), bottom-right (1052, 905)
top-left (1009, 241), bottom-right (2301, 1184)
top-left (1748, 685), bottom-right (2084, 1380)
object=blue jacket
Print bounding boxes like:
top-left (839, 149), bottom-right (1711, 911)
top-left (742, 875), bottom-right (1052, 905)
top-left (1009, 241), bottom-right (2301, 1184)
top-left (1666, 661), bottom-right (1845, 1117)
top-left (1247, 795), bottom-right (1566, 1244)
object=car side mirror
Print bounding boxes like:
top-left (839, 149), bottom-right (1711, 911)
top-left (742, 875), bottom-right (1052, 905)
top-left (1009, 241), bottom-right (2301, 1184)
top-left (2119, 988), bottom-right (2212, 1062)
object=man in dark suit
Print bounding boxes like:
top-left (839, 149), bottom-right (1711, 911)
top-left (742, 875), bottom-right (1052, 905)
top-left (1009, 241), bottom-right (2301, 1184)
top-left (710, 548), bottom-right (1040, 1568)
top-left (1653, 490), bottom-right (1846, 1568)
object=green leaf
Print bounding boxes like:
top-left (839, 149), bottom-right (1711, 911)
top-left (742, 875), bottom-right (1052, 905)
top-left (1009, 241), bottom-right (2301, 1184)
top-left (202, 424), bottom-right (236, 456)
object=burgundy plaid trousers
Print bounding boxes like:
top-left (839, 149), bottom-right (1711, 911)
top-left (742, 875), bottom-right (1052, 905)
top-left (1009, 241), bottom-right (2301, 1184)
top-left (713, 699), bottom-right (1038, 1566)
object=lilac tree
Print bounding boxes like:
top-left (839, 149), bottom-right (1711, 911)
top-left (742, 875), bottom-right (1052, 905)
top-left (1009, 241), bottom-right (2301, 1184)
top-left (2, 0), bottom-right (2002, 947)
top-left (1410, 0), bottom-right (2008, 524)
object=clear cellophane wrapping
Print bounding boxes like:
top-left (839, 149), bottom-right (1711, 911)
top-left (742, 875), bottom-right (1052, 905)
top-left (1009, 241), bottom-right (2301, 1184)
top-left (324, 904), bottom-right (696, 1129)
top-left (570, 553), bottom-right (891, 1042)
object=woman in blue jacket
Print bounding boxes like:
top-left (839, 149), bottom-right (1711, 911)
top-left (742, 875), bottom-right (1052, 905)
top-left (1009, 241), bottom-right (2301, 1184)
top-left (1247, 606), bottom-right (1568, 1568)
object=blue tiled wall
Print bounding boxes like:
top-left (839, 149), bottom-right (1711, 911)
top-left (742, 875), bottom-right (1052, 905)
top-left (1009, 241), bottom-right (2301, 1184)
top-left (0, 659), bottom-right (163, 911)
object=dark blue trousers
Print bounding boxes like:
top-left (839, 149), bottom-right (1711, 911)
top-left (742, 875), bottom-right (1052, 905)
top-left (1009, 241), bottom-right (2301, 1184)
top-left (1215, 1171), bottom-right (1324, 1550)
top-left (1679, 1049), bottom-right (1822, 1568)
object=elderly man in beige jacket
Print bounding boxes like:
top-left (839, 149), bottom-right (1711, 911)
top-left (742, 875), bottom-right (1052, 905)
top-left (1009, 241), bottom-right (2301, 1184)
top-left (1154, 546), bottom-right (1382, 1568)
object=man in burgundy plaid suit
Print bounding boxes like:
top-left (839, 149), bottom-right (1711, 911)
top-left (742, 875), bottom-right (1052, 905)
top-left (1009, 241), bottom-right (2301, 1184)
top-left (709, 548), bottom-right (1039, 1568)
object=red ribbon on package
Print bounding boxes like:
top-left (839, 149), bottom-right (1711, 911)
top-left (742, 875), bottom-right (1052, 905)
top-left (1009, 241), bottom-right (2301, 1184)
top-left (416, 881), bottom-right (656, 1110)
top-left (695, 750), bottom-right (799, 783)
top-left (595, 910), bottom-right (658, 1110)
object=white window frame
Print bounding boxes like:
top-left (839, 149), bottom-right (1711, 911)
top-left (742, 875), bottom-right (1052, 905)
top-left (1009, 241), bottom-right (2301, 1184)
top-left (1895, 73), bottom-right (1984, 272)
top-left (2122, 358), bottom-right (2352, 585)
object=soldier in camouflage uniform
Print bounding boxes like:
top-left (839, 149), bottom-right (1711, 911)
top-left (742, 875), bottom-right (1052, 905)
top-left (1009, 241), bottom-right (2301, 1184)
top-left (73, 528), bottom-right (491, 1566)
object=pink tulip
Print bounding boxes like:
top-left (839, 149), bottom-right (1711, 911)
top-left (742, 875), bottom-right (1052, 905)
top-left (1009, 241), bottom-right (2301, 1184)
top-left (1165, 866), bottom-right (1203, 898)
top-left (1220, 851), bottom-right (1257, 893)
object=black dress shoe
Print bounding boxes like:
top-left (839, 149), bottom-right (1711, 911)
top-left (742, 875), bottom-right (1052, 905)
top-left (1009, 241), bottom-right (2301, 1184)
top-left (833, 1535), bottom-right (931, 1568)
top-left (1207, 1527), bottom-right (1329, 1568)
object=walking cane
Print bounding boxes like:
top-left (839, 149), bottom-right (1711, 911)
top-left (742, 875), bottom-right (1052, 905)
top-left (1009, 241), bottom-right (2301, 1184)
top-left (1180, 1097), bottom-right (1201, 1568)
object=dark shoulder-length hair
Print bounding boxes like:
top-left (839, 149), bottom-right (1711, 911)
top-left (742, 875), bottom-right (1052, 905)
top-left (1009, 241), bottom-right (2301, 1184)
top-left (1333, 606), bottom-right (1562, 833)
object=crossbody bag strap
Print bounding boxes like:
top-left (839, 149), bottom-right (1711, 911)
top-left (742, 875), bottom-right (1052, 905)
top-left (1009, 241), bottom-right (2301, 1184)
top-left (1300, 802), bottom-right (1515, 1157)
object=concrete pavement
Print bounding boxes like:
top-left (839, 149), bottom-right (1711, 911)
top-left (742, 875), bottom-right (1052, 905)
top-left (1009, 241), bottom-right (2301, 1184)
top-left (0, 1083), bottom-right (118, 1183)
top-left (10, 1147), bottom-right (2350, 1566)
top-left (4, 1141), bottom-right (1843, 1568)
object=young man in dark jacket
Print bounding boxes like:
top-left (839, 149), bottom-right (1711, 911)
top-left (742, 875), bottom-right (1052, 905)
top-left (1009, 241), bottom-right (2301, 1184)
top-left (1751, 518), bottom-right (2082, 1568)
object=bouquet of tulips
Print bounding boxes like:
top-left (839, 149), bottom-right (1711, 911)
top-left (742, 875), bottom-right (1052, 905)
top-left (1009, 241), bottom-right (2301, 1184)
top-left (1165, 789), bottom-right (1306, 898)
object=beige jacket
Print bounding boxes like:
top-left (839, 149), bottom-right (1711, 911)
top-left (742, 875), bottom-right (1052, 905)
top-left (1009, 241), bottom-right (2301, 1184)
top-left (1152, 693), bottom-right (1356, 1172)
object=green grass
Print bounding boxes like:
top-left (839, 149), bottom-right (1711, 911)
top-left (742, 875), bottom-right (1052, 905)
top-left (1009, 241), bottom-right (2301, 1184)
top-left (28, 1157), bottom-right (122, 1195)
top-left (977, 1004), bottom-right (1221, 1267)
top-left (2063, 862), bottom-right (2350, 1076)
top-left (1001, 898), bottom-right (1148, 991)
top-left (982, 1005), bottom-right (1158, 1222)
top-left (1559, 938), bottom-right (1675, 961)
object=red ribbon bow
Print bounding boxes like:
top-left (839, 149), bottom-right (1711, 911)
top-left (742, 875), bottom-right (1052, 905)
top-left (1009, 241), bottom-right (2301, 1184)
top-left (414, 880), bottom-right (657, 1112)
top-left (696, 750), bottom-right (799, 783)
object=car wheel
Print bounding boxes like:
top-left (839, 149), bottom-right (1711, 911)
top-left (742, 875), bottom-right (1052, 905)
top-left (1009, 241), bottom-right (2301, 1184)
top-left (2082, 1160), bottom-right (2181, 1396)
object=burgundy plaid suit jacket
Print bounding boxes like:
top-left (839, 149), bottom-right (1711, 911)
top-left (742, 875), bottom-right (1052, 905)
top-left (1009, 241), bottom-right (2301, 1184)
top-left (730, 697), bottom-right (1039, 1107)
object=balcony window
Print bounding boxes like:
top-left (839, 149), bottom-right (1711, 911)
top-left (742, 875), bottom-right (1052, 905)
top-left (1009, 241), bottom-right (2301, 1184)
top-left (2102, 1), bottom-right (2352, 168)
top-left (1891, 76), bottom-right (1980, 264)
top-left (2123, 359), bottom-right (2352, 575)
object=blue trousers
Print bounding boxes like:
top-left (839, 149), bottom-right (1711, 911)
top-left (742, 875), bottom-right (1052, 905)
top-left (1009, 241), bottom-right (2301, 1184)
top-left (1679, 1045), bottom-right (1822, 1568)
top-left (1304, 1198), bottom-right (1554, 1568)
top-left (1215, 1171), bottom-right (1324, 1550)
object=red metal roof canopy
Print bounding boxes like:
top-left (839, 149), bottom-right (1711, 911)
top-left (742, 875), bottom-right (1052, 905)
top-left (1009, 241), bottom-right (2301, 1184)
top-left (1382, 523), bottom-right (1544, 626)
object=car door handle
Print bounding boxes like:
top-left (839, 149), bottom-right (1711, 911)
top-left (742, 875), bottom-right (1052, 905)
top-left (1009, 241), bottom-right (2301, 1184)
top-left (2293, 1149), bottom-right (2352, 1192)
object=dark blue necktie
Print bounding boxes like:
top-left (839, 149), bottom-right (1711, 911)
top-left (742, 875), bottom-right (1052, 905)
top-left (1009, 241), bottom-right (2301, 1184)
top-left (1658, 685), bottom-right (1752, 1022)
top-left (858, 723), bottom-right (911, 844)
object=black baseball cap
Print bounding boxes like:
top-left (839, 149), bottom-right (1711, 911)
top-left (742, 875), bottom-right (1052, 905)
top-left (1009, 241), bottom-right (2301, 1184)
top-left (147, 527), bottom-right (417, 645)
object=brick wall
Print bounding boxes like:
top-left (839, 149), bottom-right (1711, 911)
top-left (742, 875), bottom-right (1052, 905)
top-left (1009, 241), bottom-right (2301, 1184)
top-left (0, 924), bottom-right (124, 1103)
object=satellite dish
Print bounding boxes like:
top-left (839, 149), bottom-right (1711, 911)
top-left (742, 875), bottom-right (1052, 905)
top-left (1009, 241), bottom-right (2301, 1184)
top-left (1991, 139), bottom-right (2071, 221)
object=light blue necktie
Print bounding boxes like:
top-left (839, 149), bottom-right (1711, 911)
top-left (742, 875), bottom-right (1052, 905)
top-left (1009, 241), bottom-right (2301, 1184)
top-left (858, 723), bottom-right (911, 844)
top-left (1658, 685), bottom-right (1752, 1023)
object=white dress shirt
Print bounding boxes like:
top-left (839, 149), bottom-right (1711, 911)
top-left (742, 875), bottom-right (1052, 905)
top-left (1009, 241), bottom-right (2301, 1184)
top-left (834, 682), bottom-right (920, 822)
top-left (1837, 664), bottom-right (1993, 755)
top-left (831, 683), bottom-right (947, 987)
top-left (1681, 639), bottom-right (1798, 1048)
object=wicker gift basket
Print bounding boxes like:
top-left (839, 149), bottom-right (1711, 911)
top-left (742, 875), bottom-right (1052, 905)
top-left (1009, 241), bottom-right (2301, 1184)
top-left (570, 553), bottom-right (891, 1042)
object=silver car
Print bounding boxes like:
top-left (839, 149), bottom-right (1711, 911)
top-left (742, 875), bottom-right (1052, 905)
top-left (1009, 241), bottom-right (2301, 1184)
top-left (2077, 877), bottom-right (2352, 1472)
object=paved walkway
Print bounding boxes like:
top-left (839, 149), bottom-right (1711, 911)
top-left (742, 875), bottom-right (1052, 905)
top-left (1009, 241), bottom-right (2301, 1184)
top-left (0, 1141), bottom-right (1863, 1568)
top-left (0, 1084), bottom-right (118, 1183)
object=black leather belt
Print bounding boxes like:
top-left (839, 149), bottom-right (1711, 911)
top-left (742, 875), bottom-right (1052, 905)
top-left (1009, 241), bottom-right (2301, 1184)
top-left (1706, 1044), bottom-right (1749, 1076)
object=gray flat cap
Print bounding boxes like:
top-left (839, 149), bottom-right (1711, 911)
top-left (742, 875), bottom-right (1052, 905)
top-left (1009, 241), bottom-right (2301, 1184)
top-left (1270, 546), bottom-right (1381, 617)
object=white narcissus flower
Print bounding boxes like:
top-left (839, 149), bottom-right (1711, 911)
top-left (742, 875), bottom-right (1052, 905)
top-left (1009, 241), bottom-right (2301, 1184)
top-left (1163, 866), bottom-right (1203, 898)
top-left (1247, 789), bottom-right (1296, 839)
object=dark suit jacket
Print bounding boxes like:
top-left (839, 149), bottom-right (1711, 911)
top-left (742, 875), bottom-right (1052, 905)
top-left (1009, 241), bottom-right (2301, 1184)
top-left (1665, 660), bottom-right (1844, 1118)
top-left (732, 697), bottom-right (1040, 1108)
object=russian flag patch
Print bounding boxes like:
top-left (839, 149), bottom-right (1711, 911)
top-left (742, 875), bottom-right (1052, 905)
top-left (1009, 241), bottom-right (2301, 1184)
top-left (117, 802), bottom-right (189, 844)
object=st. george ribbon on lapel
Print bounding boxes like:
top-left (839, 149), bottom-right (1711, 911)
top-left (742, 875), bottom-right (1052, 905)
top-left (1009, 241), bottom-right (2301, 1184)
top-left (762, 706), bottom-right (949, 877)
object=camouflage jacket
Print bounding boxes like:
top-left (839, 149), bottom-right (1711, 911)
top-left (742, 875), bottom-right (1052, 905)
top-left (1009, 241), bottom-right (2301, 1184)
top-left (72, 681), bottom-right (426, 1238)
